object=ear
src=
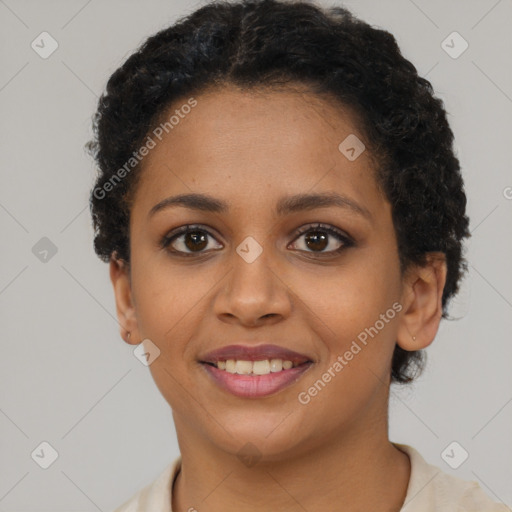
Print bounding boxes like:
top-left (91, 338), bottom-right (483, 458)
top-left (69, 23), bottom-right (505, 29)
top-left (397, 252), bottom-right (447, 351)
top-left (109, 254), bottom-right (140, 345)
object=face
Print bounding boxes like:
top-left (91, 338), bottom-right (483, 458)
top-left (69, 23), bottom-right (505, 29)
top-left (112, 85), bottom-right (422, 460)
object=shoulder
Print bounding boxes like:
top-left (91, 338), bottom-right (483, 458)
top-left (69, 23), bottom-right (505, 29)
top-left (395, 443), bottom-right (511, 512)
top-left (112, 457), bottom-right (181, 512)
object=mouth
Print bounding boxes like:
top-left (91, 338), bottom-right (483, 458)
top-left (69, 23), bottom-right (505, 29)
top-left (198, 344), bottom-right (314, 398)
top-left (203, 358), bottom-right (305, 374)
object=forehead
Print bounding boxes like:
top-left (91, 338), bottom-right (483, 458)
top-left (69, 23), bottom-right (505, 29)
top-left (131, 85), bottom-right (381, 215)
top-left (150, 84), bottom-right (365, 160)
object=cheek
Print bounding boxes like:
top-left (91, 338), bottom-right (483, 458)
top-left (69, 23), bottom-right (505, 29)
top-left (290, 255), bottom-right (402, 345)
top-left (294, 263), bottom-right (402, 430)
top-left (130, 251), bottom-right (230, 362)
top-left (129, 258), bottom-right (206, 409)
top-left (130, 255), bottom-right (199, 343)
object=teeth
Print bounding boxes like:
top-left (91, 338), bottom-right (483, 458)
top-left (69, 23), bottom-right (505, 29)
top-left (235, 360), bottom-right (252, 374)
top-left (270, 359), bottom-right (283, 372)
top-left (253, 360), bottom-right (270, 375)
top-left (226, 359), bottom-right (236, 373)
top-left (213, 359), bottom-right (300, 375)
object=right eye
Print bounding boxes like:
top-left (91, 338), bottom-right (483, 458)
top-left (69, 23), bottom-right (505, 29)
top-left (160, 225), bottom-right (223, 256)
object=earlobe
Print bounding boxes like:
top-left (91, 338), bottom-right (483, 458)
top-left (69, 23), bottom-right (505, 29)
top-left (109, 255), bottom-right (140, 345)
top-left (396, 253), bottom-right (447, 352)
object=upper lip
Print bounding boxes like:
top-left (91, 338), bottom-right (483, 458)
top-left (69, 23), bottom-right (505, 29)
top-left (199, 344), bottom-right (312, 364)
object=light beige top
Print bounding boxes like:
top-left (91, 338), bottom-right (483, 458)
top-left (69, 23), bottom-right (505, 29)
top-left (113, 443), bottom-right (511, 511)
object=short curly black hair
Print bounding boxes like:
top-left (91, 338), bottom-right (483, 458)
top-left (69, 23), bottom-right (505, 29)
top-left (86, 0), bottom-right (470, 384)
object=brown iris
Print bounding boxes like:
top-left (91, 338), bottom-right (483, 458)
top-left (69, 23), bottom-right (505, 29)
top-left (305, 231), bottom-right (328, 252)
top-left (185, 231), bottom-right (208, 251)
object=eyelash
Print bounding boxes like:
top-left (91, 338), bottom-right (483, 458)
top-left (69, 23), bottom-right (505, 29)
top-left (159, 223), bottom-right (355, 257)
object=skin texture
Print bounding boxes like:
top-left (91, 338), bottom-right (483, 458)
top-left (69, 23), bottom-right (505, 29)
top-left (110, 86), bottom-right (447, 512)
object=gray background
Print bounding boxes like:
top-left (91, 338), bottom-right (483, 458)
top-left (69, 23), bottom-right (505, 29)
top-left (1, 0), bottom-right (511, 510)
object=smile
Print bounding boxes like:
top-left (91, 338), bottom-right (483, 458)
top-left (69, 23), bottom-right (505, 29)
top-left (208, 358), bottom-right (301, 374)
top-left (199, 343), bottom-right (314, 398)
top-left (201, 361), bottom-right (313, 398)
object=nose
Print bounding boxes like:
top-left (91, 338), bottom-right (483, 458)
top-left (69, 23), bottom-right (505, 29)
top-left (213, 247), bottom-right (292, 327)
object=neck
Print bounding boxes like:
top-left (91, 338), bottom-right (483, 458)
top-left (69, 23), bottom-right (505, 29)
top-left (171, 415), bottom-right (411, 512)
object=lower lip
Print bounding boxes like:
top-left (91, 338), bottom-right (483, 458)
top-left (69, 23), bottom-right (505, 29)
top-left (201, 363), bottom-right (313, 398)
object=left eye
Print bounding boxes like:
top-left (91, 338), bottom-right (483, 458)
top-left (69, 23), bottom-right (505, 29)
top-left (289, 224), bottom-right (353, 254)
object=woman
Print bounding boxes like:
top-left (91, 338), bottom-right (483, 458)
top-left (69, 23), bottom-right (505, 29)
top-left (87, 1), bottom-right (508, 510)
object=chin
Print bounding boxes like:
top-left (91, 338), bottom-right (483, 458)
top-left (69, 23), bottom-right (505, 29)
top-left (205, 409), bottom-right (316, 461)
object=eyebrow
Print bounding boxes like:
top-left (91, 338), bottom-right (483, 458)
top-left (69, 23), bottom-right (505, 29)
top-left (148, 192), bottom-right (372, 220)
